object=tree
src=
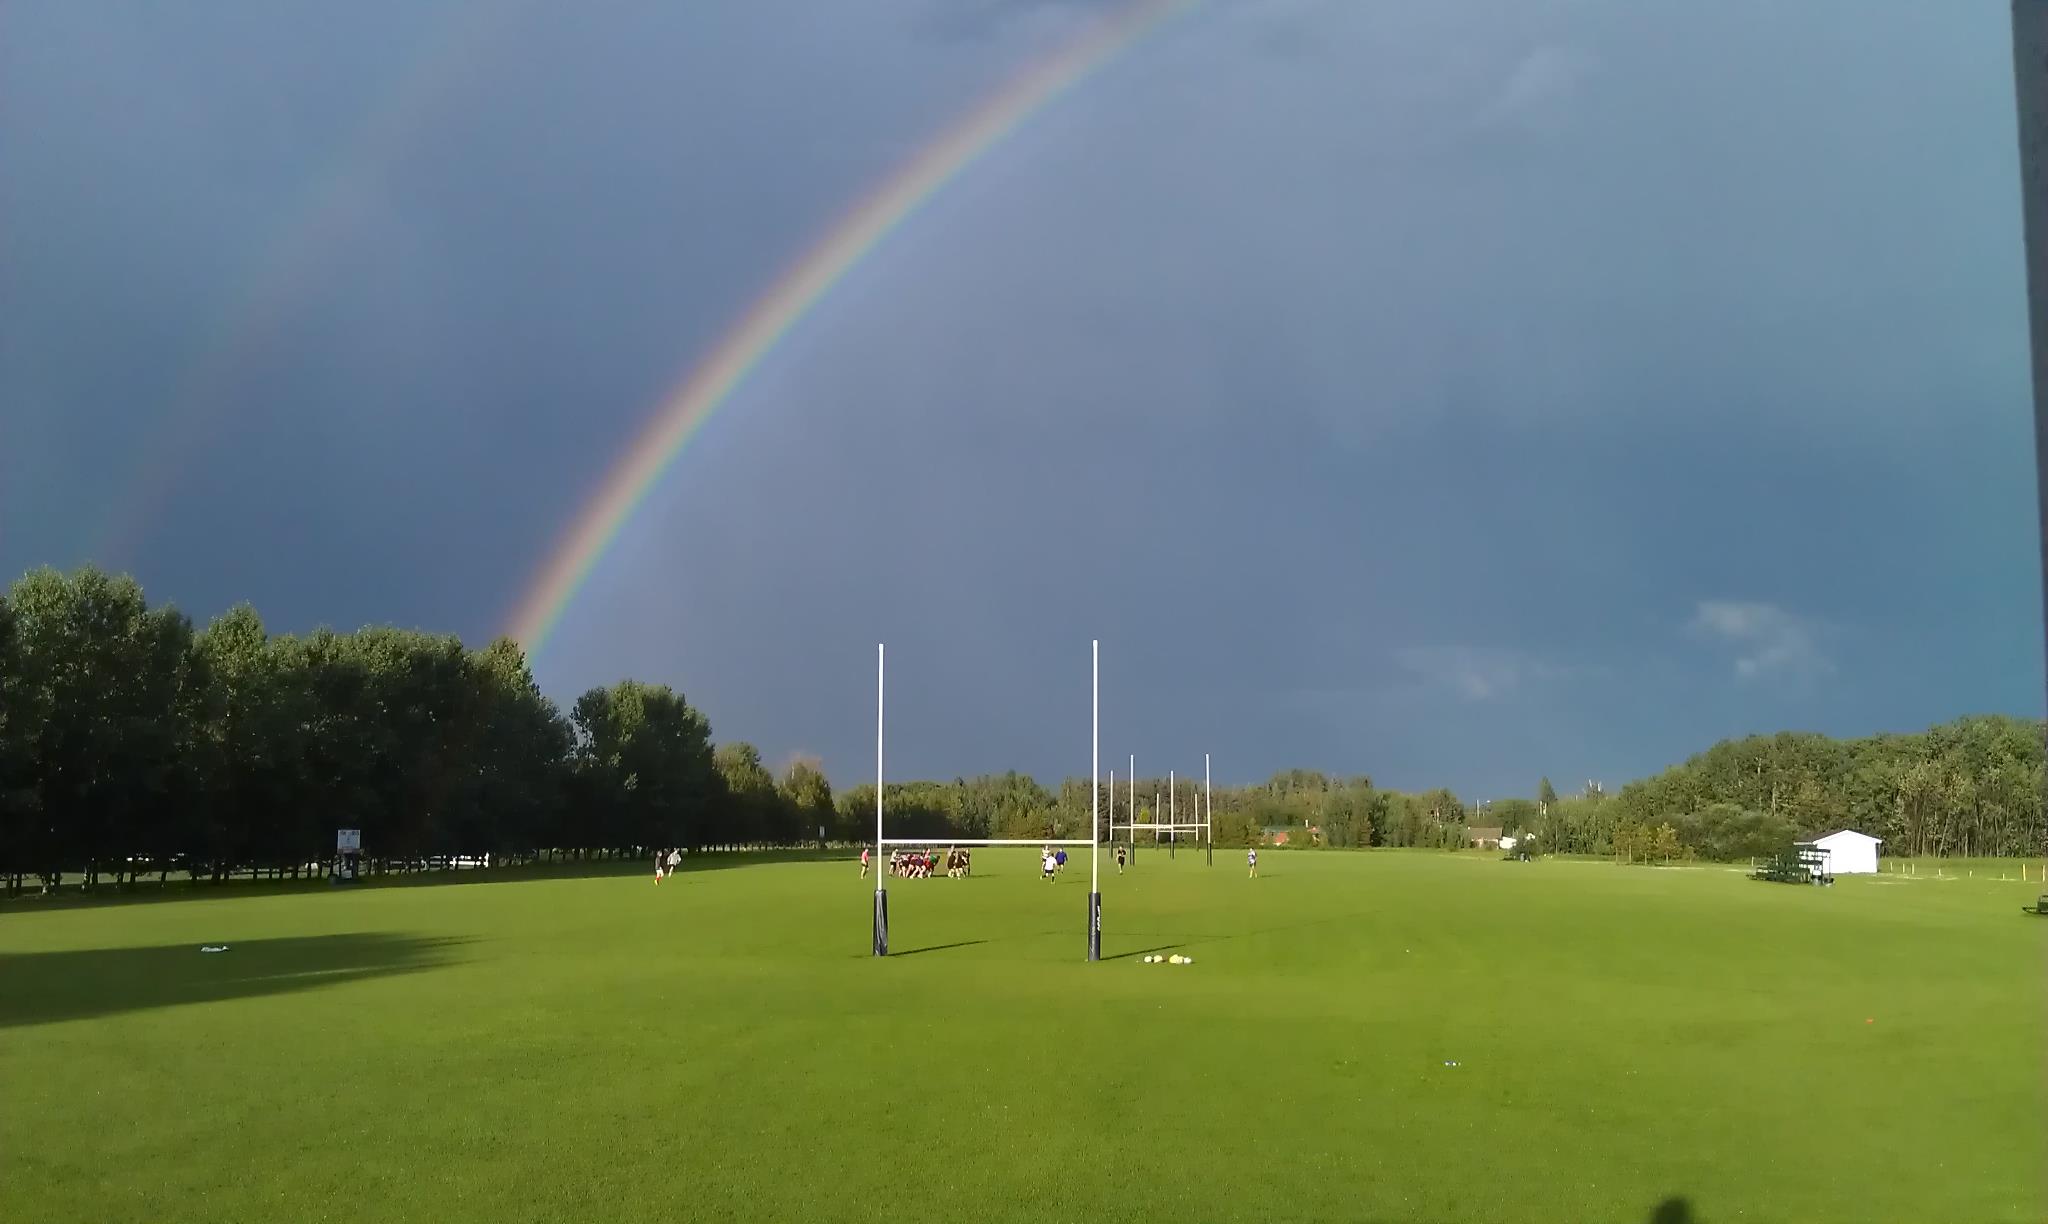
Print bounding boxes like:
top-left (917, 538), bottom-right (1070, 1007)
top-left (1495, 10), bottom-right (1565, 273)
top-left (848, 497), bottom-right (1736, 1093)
top-left (1211, 808), bottom-right (1263, 848)
top-left (780, 755), bottom-right (834, 842)
top-left (194, 604), bottom-right (303, 880)
top-left (340, 627), bottom-right (474, 866)
top-left (6, 567), bottom-right (204, 890)
top-left (713, 741), bottom-right (787, 846)
top-left (1318, 782), bottom-right (1378, 848)
top-left (573, 681), bottom-right (719, 854)
top-left (836, 784), bottom-right (878, 845)
top-left (1612, 820), bottom-right (1642, 864)
top-left (460, 637), bottom-right (571, 861)
top-left (4, 563), bottom-right (2043, 892)
top-left (714, 742), bottom-right (775, 797)
top-left (0, 593), bottom-right (32, 893)
top-left (1485, 798), bottom-right (1532, 834)
top-left (277, 628), bottom-right (386, 874)
top-left (1613, 715), bottom-right (2045, 860)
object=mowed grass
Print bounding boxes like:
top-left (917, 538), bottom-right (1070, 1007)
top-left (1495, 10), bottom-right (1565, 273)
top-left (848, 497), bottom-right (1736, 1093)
top-left (2, 850), bottom-right (2040, 1223)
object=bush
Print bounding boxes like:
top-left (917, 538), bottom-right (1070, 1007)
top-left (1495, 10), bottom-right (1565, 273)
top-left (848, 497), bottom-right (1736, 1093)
top-left (1673, 804), bottom-right (1798, 862)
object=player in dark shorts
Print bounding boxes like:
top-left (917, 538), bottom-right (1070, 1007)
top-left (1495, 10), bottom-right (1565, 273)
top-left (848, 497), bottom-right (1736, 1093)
top-left (1114, 843), bottom-right (1128, 874)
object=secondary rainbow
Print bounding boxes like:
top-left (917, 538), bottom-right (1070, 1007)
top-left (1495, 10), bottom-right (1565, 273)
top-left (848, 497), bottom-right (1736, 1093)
top-left (506, 0), bottom-right (1197, 654)
top-left (98, 2), bottom-right (517, 567)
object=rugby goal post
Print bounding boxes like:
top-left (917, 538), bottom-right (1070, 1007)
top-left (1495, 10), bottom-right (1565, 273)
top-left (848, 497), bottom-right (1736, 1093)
top-left (1113, 756), bottom-right (1212, 864)
top-left (872, 641), bottom-right (1103, 961)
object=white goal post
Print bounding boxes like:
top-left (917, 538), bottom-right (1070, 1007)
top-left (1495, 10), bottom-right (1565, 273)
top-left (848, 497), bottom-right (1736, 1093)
top-left (1107, 753), bottom-right (1213, 863)
top-left (871, 641), bottom-right (1105, 960)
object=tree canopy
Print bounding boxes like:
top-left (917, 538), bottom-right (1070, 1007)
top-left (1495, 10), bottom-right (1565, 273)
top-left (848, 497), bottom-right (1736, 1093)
top-left (0, 565), bottom-right (2038, 895)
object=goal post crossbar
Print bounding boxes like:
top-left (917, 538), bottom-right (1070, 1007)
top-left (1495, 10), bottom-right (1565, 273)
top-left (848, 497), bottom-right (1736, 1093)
top-left (870, 639), bottom-right (1107, 962)
top-left (879, 838), bottom-right (1092, 848)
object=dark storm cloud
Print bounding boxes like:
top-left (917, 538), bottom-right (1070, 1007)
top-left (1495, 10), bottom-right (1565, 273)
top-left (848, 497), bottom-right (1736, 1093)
top-left (2, 0), bottom-right (2038, 799)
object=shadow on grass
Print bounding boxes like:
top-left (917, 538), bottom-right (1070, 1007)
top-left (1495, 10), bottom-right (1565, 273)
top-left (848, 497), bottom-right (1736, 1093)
top-left (0, 933), bottom-right (471, 1029)
top-left (1647, 1197), bottom-right (1694, 1224)
top-left (0, 849), bottom-right (866, 914)
top-left (889, 939), bottom-right (990, 957)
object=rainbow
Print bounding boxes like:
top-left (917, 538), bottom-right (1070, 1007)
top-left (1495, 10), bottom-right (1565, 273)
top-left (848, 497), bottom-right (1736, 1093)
top-left (505, 0), bottom-right (1197, 654)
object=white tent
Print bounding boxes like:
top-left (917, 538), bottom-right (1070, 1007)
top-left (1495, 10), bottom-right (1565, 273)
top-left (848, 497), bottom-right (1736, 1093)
top-left (1810, 829), bottom-right (1882, 875)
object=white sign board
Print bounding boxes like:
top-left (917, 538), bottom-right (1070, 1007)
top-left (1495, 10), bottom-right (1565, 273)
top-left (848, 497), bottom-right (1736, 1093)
top-left (336, 828), bottom-right (361, 853)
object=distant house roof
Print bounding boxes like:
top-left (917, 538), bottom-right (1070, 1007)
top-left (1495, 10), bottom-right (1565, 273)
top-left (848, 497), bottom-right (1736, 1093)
top-left (1468, 827), bottom-right (1504, 841)
top-left (1811, 829), bottom-right (1883, 844)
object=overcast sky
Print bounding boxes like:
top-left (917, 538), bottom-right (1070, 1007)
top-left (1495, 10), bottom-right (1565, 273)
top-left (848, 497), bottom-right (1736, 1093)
top-left (3, 0), bottom-right (2038, 796)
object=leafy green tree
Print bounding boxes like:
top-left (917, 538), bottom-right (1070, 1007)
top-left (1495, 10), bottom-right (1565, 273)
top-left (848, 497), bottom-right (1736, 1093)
top-left (714, 742), bottom-right (775, 797)
top-left (572, 680), bottom-right (719, 854)
top-left (5, 563), bottom-right (2043, 892)
top-left (0, 593), bottom-right (33, 893)
top-left (1615, 715), bottom-right (2043, 859)
top-left (1668, 803), bottom-right (1796, 862)
top-left (1611, 820), bottom-right (1641, 864)
top-left (1211, 808), bottom-right (1263, 848)
top-left (780, 755), bottom-right (834, 842)
top-left (1318, 782), bottom-right (1378, 848)
top-left (1491, 798), bottom-right (1539, 835)
top-left (274, 628), bottom-right (385, 873)
top-left (713, 741), bottom-right (785, 846)
top-left (460, 637), bottom-right (571, 861)
top-left (7, 567), bottom-right (203, 889)
top-left (342, 627), bottom-right (474, 865)
top-left (836, 783), bottom-right (878, 845)
top-left (195, 605), bottom-right (302, 879)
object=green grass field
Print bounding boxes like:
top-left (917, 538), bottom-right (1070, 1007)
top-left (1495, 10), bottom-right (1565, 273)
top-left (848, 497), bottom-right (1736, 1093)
top-left (3, 849), bottom-right (2040, 1223)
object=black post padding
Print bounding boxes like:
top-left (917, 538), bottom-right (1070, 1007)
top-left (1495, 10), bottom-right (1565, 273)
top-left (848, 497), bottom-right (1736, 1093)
top-left (872, 889), bottom-right (889, 957)
top-left (1170, 834), bottom-right (1176, 860)
top-left (1207, 837), bottom-right (1213, 867)
top-left (1087, 891), bottom-right (1102, 962)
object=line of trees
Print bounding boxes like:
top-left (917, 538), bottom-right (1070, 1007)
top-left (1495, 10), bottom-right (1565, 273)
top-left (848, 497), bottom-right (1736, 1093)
top-left (2, 566), bottom-right (2040, 895)
top-left (1608, 718), bottom-right (2045, 860)
top-left (829, 772), bottom-right (1479, 853)
top-left (0, 567), bottom-right (833, 895)
top-left (1244, 716), bottom-right (2044, 863)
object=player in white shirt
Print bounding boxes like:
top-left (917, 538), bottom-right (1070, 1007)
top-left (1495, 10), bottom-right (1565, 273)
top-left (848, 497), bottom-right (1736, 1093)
top-left (1247, 848), bottom-right (1258, 878)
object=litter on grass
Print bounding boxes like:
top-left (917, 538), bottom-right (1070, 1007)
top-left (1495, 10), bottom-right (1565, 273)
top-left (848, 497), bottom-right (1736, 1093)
top-left (200, 945), bottom-right (230, 953)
